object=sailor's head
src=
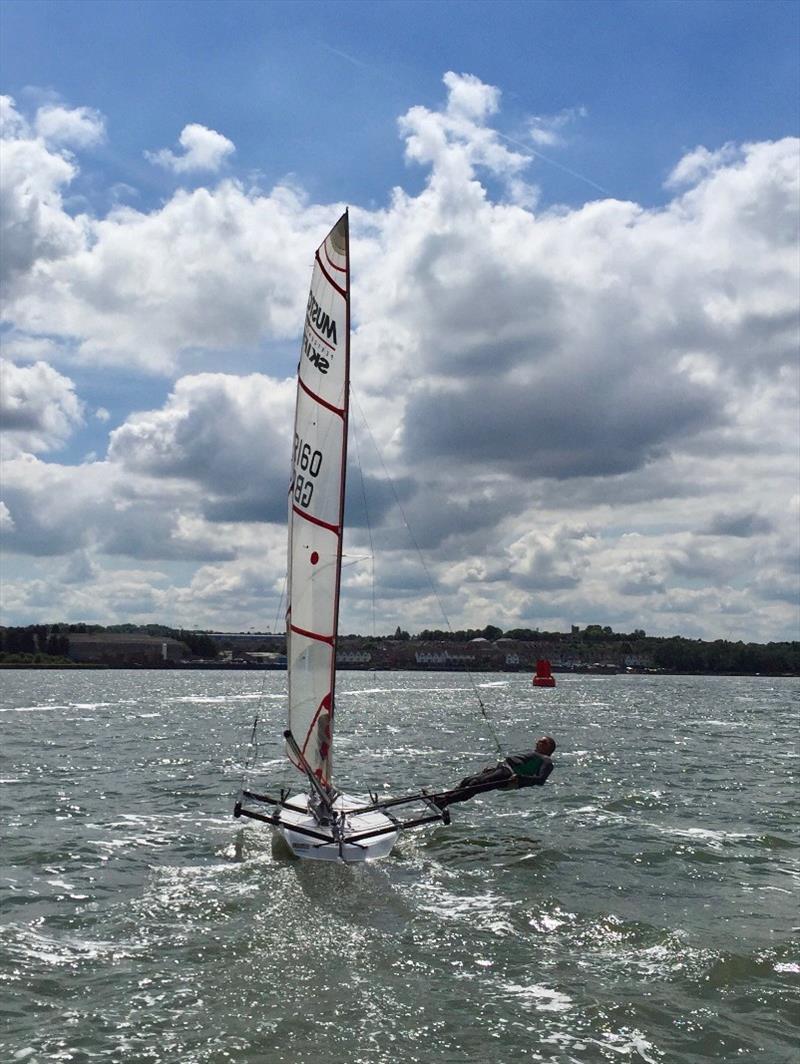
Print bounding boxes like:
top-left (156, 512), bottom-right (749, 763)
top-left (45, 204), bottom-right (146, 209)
top-left (536, 736), bottom-right (556, 756)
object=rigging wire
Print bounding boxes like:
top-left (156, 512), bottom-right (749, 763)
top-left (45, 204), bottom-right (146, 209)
top-left (273, 577), bottom-right (286, 639)
top-left (237, 571), bottom-right (287, 798)
top-left (240, 713), bottom-right (260, 794)
top-left (350, 388), bottom-right (504, 758)
top-left (350, 405), bottom-right (377, 637)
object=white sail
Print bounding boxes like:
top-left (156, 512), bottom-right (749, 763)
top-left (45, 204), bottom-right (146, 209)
top-left (285, 212), bottom-right (350, 787)
top-left (234, 210), bottom-right (448, 860)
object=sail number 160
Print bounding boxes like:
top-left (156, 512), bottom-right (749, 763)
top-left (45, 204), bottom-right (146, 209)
top-left (293, 435), bottom-right (323, 507)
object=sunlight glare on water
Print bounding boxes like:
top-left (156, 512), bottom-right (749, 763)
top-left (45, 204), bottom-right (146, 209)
top-left (0, 669), bottom-right (798, 1063)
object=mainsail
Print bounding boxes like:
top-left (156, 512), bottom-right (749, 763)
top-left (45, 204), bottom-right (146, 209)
top-left (286, 212), bottom-right (350, 787)
top-left (235, 209), bottom-right (449, 862)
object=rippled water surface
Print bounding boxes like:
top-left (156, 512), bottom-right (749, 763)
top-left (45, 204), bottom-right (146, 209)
top-left (1, 670), bottom-right (798, 1063)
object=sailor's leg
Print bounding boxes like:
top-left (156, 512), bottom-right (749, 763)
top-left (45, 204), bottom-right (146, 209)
top-left (438, 764), bottom-right (514, 806)
top-left (456, 763), bottom-right (504, 788)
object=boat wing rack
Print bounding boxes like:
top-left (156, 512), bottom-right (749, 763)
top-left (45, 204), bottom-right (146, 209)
top-left (234, 728), bottom-right (449, 844)
top-left (234, 784), bottom-right (450, 845)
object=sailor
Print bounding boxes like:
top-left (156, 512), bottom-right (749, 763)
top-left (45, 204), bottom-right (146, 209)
top-left (434, 737), bottom-right (556, 808)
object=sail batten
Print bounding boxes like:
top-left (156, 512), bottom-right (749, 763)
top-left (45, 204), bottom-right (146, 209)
top-left (285, 212), bottom-right (350, 786)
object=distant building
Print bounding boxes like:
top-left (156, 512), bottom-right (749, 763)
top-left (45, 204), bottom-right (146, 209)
top-left (67, 633), bottom-right (189, 665)
top-left (415, 650), bottom-right (475, 666)
top-left (624, 654), bottom-right (648, 669)
top-left (337, 650), bottom-right (372, 664)
top-left (415, 650), bottom-right (448, 665)
top-left (241, 652), bottom-right (287, 666)
top-left (207, 632), bottom-right (286, 652)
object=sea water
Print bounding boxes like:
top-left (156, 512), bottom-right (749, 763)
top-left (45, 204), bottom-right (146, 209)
top-left (0, 669), bottom-right (797, 1063)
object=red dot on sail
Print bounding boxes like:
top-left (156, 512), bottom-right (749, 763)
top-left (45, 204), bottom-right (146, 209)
top-left (310, 551), bottom-right (319, 565)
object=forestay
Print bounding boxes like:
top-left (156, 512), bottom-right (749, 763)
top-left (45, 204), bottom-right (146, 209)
top-left (286, 212), bottom-right (350, 787)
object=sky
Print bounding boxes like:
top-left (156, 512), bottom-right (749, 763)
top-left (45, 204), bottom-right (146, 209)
top-left (1, 0), bottom-right (798, 641)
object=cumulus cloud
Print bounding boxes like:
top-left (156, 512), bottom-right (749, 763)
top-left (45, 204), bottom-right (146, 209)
top-left (146, 123), bottom-right (235, 173)
top-left (4, 179), bottom-right (334, 370)
top-left (0, 370), bottom-right (291, 567)
top-left (365, 127), bottom-right (799, 493)
top-left (107, 372), bottom-right (295, 520)
top-left (0, 74), bottom-right (797, 638)
top-left (0, 97), bottom-right (87, 286)
top-left (398, 71), bottom-right (529, 198)
top-left (1, 454), bottom-right (113, 556)
top-left (61, 549), bottom-right (99, 585)
top-left (0, 501), bottom-right (15, 532)
top-left (0, 332), bottom-right (66, 364)
top-left (665, 143), bottom-right (739, 188)
top-left (34, 104), bottom-right (105, 148)
top-left (0, 359), bottom-right (84, 454)
top-left (0, 94), bottom-right (27, 137)
top-left (507, 524), bottom-right (595, 591)
top-left (0, 449), bottom-right (247, 563)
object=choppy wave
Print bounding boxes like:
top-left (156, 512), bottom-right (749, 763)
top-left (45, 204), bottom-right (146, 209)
top-left (0, 669), bottom-right (797, 1063)
top-left (0, 704), bottom-right (71, 713)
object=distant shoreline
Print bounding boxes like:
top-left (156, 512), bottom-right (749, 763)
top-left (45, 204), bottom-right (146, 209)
top-left (2, 662), bottom-right (796, 678)
top-left (4, 624), bottom-right (796, 675)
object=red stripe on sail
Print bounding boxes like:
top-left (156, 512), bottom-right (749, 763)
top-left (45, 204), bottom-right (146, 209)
top-left (304, 317), bottom-right (335, 350)
top-left (292, 504), bottom-right (341, 536)
top-left (290, 623), bottom-right (334, 646)
top-left (315, 251), bottom-right (347, 298)
top-left (300, 693), bottom-right (333, 762)
top-left (299, 377), bottom-right (345, 417)
top-left (324, 241), bottom-right (347, 273)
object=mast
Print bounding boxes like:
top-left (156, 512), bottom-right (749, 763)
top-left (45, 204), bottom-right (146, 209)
top-left (285, 212), bottom-right (350, 789)
top-left (330, 211), bottom-right (351, 737)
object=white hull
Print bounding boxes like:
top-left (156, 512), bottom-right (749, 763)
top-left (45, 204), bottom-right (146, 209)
top-left (278, 792), bottom-right (398, 863)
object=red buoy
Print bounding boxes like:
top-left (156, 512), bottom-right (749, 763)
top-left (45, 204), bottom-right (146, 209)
top-left (532, 659), bottom-right (556, 687)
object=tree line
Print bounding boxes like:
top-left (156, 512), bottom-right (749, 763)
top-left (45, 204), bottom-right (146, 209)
top-left (384, 624), bottom-right (798, 675)
top-left (1, 622), bottom-right (797, 674)
top-left (1, 624), bottom-right (70, 661)
top-left (0, 623), bottom-right (217, 663)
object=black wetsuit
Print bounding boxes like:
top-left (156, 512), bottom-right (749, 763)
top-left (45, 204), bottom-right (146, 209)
top-left (436, 749), bottom-right (554, 807)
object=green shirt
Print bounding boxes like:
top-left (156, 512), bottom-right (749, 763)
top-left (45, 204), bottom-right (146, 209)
top-left (504, 751), bottom-right (553, 786)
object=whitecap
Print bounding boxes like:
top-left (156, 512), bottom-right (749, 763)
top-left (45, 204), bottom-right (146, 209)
top-left (0, 705), bottom-right (70, 713)
top-left (499, 980), bottom-right (573, 1012)
top-left (1, 926), bottom-right (140, 967)
top-left (652, 824), bottom-right (750, 845)
top-left (413, 884), bottom-right (519, 935)
top-left (595, 1029), bottom-right (662, 1064)
top-left (340, 687), bottom-right (395, 696)
top-left (167, 693), bottom-right (272, 704)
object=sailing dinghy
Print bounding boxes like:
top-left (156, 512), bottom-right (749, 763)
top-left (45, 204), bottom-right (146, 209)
top-left (234, 212), bottom-right (449, 862)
